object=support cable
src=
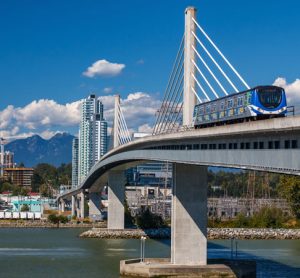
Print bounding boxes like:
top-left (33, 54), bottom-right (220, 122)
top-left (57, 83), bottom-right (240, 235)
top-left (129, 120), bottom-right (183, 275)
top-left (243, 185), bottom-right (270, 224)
top-left (164, 88), bottom-right (184, 132)
top-left (158, 66), bottom-right (184, 134)
top-left (192, 31), bottom-right (239, 93)
top-left (156, 50), bottom-right (184, 134)
top-left (154, 50), bottom-right (183, 134)
top-left (192, 73), bottom-right (211, 101)
top-left (119, 105), bottom-right (131, 142)
top-left (192, 18), bottom-right (250, 89)
top-left (163, 77), bottom-right (184, 133)
top-left (192, 59), bottom-right (218, 99)
top-left (156, 62), bottom-right (184, 134)
top-left (191, 86), bottom-right (202, 103)
top-left (192, 45), bottom-right (228, 96)
top-left (118, 111), bottom-right (130, 144)
top-left (153, 35), bottom-right (185, 134)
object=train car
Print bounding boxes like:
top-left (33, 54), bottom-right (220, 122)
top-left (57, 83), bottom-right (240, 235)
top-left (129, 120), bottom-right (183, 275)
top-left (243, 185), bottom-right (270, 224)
top-left (193, 85), bottom-right (287, 128)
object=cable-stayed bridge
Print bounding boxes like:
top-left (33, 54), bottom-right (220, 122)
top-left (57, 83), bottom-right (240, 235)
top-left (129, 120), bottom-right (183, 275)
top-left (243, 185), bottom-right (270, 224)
top-left (58, 6), bottom-right (300, 272)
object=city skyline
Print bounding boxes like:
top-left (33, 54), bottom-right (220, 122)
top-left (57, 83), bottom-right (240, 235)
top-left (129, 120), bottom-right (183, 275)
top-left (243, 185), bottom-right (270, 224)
top-left (1, 0), bottom-right (300, 140)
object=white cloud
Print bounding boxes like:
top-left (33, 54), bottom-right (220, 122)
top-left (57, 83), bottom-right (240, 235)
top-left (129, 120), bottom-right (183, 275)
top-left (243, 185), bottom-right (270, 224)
top-left (14, 99), bottom-right (82, 129)
top-left (273, 77), bottom-right (300, 105)
top-left (103, 87), bottom-right (113, 94)
top-left (83, 59), bottom-right (125, 78)
top-left (0, 91), bottom-right (161, 140)
top-left (0, 99), bottom-right (82, 139)
top-left (138, 124), bottom-right (153, 133)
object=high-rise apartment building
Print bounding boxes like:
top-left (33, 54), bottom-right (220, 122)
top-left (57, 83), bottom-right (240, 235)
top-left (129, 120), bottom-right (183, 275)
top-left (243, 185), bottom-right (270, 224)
top-left (76, 94), bottom-right (108, 185)
top-left (72, 138), bottom-right (79, 187)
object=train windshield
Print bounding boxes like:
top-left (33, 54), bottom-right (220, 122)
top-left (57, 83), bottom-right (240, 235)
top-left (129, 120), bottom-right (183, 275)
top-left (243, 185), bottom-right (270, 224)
top-left (257, 87), bottom-right (282, 109)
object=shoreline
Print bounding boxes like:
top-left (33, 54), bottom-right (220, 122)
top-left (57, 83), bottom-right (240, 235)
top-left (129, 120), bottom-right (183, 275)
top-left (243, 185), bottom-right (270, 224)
top-left (0, 220), bottom-right (106, 229)
top-left (1, 221), bottom-right (300, 240)
top-left (80, 227), bottom-right (300, 240)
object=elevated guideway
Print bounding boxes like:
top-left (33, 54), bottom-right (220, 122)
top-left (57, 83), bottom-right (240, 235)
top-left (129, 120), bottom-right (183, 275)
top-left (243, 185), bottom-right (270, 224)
top-left (60, 115), bottom-right (300, 200)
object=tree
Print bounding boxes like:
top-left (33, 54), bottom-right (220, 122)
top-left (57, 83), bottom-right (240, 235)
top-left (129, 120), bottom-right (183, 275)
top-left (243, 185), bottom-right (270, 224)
top-left (136, 208), bottom-right (166, 229)
top-left (48, 213), bottom-right (69, 227)
top-left (21, 204), bottom-right (30, 212)
top-left (277, 175), bottom-right (300, 219)
top-left (0, 182), bottom-right (13, 192)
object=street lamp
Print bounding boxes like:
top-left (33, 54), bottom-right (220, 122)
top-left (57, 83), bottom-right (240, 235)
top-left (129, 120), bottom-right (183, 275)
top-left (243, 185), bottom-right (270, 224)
top-left (140, 236), bottom-right (146, 263)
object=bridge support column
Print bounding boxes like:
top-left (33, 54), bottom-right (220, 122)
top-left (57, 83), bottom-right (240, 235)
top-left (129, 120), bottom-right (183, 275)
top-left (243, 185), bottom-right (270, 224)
top-left (108, 170), bottom-right (125, 229)
top-left (71, 195), bottom-right (76, 217)
top-left (89, 192), bottom-right (102, 221)
top-left (58, 199), bottom-right (65, 213)
top-left (79, 191), bottom-right (85, 219)
top-left (171, 163), bottom-right (207, 265)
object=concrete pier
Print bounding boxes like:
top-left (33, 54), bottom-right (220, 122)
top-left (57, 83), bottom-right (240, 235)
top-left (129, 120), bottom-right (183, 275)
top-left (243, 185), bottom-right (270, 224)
top-left (89, 192), bottom-right (102, 221)
top-left (108, 170), bottom-right (125, 229)
top-left (71, 195), bottom-right (76, 217)
top-left (172, 163), bottom-right (207, 265)
top-left (120, 258), bottom-right (256, 278)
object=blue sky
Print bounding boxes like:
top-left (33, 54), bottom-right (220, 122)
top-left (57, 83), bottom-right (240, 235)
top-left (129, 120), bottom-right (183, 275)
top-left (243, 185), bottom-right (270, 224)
top-left (0, 0), bottom-right (300, 139)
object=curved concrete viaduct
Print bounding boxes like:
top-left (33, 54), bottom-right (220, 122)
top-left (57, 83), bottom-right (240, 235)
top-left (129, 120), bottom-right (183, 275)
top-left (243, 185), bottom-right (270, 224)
top-left (58, 116), bottom-right (300, 266)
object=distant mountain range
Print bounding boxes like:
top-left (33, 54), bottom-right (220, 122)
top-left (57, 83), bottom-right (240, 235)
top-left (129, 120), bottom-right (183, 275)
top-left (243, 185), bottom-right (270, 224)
top-left (5, 133), bottom-right (75, 167)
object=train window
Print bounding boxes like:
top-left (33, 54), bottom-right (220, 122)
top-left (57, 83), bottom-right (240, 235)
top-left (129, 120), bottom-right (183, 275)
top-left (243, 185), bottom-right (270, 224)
top-left (274, 141), bottom-right (280, 149)
top-left (253, 142), bottom-right (258, 149)
top-left (292, 140), bottom-right (298, 148)
top-left (222, 143), bottom-right (226, 149)
top-left (257, 87), bottom-right (282, 109)
top-left (180, 145), bottom-right (185, 150)
top-left (212, 104), bottom-right (216, 112)
top-left (234, 98), bottom-right (238, 107)
top-left (268, 141), bottom-right (273, 149)
top-left (240, 142), bottom-right (245, 149)
top-left (233, 143), bottom-right (238, 149)
top-left (220, 102), bottom-right (224, 110)
top-left (201, 144), bottom-right (208, 150)
top-left (228, 99), bottom-right (233, 108)
top-left (284, 140), bottom-right (290, 149)
top-left (229, 143), bottom-right (233, 149)
top-left (206, 105), bottom-right (211, 113)
top-left (218, 143), bottom-right (222, 149)
top-left (239, 97), bottom-right (244, 107)
top-left (259, 142), bottom-right (264, 149)
top-left (193, 144), bottom-right (199, 150)
top-left (209, 144), bottom-right (213, 150)
top-left (187, 144), bottom-right (192, 150)
top-left (246, 142), bottom-right (250, 149)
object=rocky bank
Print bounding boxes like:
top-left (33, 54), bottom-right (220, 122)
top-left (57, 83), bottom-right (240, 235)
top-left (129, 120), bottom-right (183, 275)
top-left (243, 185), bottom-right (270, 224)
top-left (80, 227), bottom-right (300, 240)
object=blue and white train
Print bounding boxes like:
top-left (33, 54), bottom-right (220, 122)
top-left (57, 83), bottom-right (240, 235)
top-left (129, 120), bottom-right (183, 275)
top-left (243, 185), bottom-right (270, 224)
top-left (193, 85), bottom-right (287, 128)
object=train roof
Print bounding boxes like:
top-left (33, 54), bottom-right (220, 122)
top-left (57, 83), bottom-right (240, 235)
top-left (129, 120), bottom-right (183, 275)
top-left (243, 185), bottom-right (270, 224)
top-left (195, 85), bottom-right (284, 107)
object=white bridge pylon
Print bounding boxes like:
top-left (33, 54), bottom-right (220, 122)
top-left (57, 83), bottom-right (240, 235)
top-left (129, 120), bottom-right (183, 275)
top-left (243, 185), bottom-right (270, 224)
top-left (113, 95), bottom-right (131, 148)
top-left (153, 6), bottom-right (250, 134)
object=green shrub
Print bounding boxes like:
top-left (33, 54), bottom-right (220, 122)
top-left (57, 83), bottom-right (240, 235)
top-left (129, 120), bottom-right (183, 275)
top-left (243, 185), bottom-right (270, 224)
top-left (251, 206), bottom-right (285, 228)
top-left (136, 208), bottom-right (166, 229)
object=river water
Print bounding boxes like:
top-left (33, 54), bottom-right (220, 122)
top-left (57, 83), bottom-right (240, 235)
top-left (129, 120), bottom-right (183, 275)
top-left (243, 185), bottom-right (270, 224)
top-left (0, 228), bottom-right (299, 278)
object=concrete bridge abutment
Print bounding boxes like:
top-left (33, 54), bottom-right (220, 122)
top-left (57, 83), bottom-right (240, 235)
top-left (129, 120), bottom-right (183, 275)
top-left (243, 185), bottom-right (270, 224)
top-left (108, 170), bottom-right (125, 229)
